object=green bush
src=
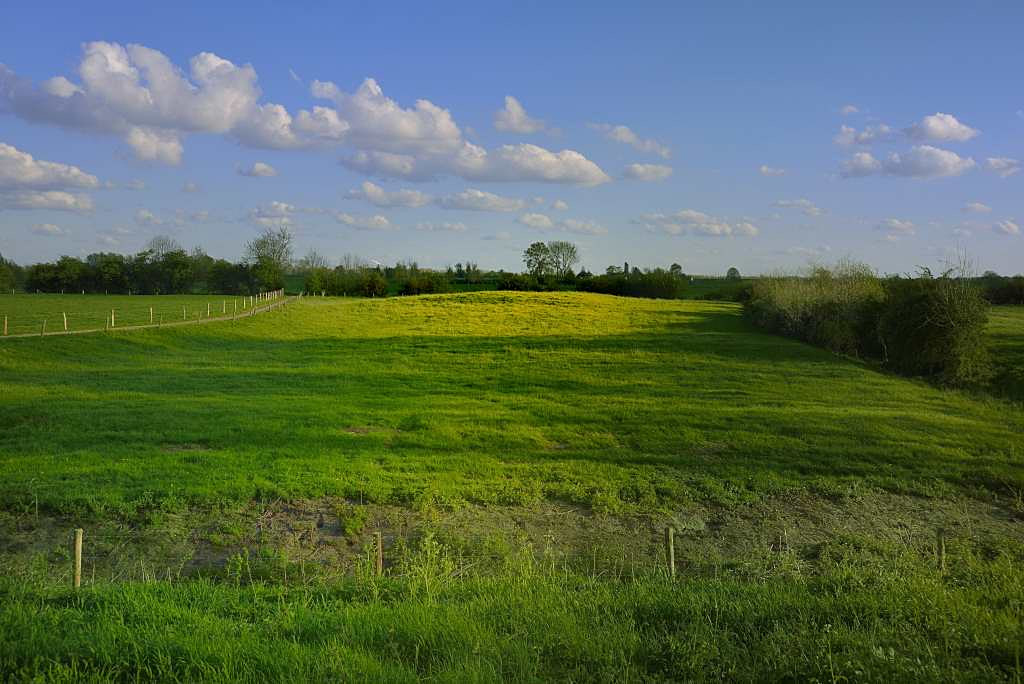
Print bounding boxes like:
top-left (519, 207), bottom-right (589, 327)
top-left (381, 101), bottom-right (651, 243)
top-left (879, 271), bottom-right (992, 385)
top-left (578, 269), bottom-right (686, 299)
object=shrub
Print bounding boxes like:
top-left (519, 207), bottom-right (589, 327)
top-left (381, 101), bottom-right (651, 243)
top-left (878, 270), bottom-right (991, 385)
top-left (578, 269), bottom-right (685, 299)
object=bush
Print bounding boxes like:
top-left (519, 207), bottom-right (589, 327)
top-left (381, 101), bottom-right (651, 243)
top-left (399, 271), bottom-right (450, 296)
top-left (578, 269), bottom-right (685, 299)
top-left (878, 271), bottom-right (991, 385)
top-left (981, 275), bottom-right (1024, 305)
top-left (745, 260), bottom-right (991, 386)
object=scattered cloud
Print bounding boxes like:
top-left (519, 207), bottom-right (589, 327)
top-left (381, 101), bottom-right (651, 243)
top-left (962, 202), bottom-right (992, 214)
top-left (551, 199), bottom-right (569, 211)
top-left (346, 180), bottom-right (432, 208)
top-left (249, 201), bottom-right (296, 227)
top-left (634, 210), bottom-right (759, 237)
top-left (994, 219), bottom-right (1020, 235)
top-left (773, 199), bottom-right (823, 217)
top-left (905, 113), bottom-right (979, 142)
top-left (876, 218), bottom-right (915, 239)
top-left (435, 188), bottom-right (525, 212)
top-left (0, 141), bottom-right (99, 210)
top-left (238, 161), bottom-right (277, 177)
top-left (135, 208), bottom-right (161, 226)
top-left (181, 181), bottom-right (200, 193)
top-left (1, 190), bottom-right (93, 212)
top-left (785, 245), bottom-right (832, 258)
top-left (841, 145), bottom-right (975, 179)
top-left (334, 212), bottom-right (393, 231)
top-left (415, 221), bottom-right (467, 232)
top-left (516, 213), bottom-right (607, 235)
top-left (31, 223), bottom-right (68, 236)
top-left (589, 123), bottom-right (670, 158)
top-left (482, 231), bottom-right (511, 241)
top-left (833, 123), bottom-right (896, 146)
top-left (494, 96), bottom-right (545, 134)
top-left (985, 157), bottom-right (1020, 178)
top-left (623, 163), bottom-right (672, 181)
top-left (839, 104), bottom-right (859, 115)
top-left (759, 165), bottom-right (785, 177)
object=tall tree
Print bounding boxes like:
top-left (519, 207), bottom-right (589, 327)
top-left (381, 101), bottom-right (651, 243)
top-left (546, 241), bottom-right (580, 279)
top-left (523, 242), bottom-right (552, 277)
top-left (245, 227), bottom-right (294, 289)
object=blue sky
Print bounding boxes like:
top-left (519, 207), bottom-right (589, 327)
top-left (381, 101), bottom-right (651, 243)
top-left (1, 1), bottom-right (1022, 274)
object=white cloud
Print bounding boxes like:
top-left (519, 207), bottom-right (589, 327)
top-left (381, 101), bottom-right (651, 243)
top-left (181, 181), bottom-right (200, 193)
top-left (435, 188), bottom-right (525, 212)
top-left (346, 180), bottom-right (432, 208)
top-left (135, 208), bottom-right (162, 226)
top-left (238, 161), bottom-right (277, 177)
top-left (0, 190), bottom-right (93, 212)
top-left (249, 201), bottom-right (296, 227)
top-left (516, 213), bottom-right (607, 235)
top-left (623, 163), bottom-right (672, 181)
top-left (962, 202), bottom-right (992, 214)
top-left (785, 245), bottom-right (832, 258)
top-left (759, 165), bottom-right (785, 177)
top-left (634, 209), bottom-right (759, 237)
top-left (839, 104), bottom-right (859, 115)
top-left (877, 218), bottom-right (915, 237)
top-left (589, 123), bottom-right (670, 158)
top-left (452, 143), bottom-right (611, 186)
top-left (773, 199), bottom-right (823, 217)
top-left (985, 157), bottom-right (1020, 178)
top-left (994, 219), bottom-right (1020, 236)
top-left (494, 96), bottom-right (544, 134)
top-left (551, 199), bottom-right (568, 211)
top-left (31, 223), bottom-right (67, 236)
top-left (334, 212), bottom-right (393, 231)
top-left (833, 123), bottom-right (896, 146)
top-left (905, 113), bottom-right (979, 142)
top-left (415, 221), bottom-right (467, 232)
top-left (0, 142), bottom-right (99, 190)
top-left (125, 126), bottom-right (183, 164)
top-left (841, 145), bottom-right (975, 179)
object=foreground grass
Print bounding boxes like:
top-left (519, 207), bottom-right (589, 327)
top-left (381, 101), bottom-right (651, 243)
top-left (0, 292), bottom-right (1021, 516)
top-left (2, 533), bottom-right (1022, 683)
top-left (0, 293), bottom-right (266, 336)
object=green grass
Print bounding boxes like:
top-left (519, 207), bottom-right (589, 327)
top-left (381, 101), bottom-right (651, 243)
top-left (0, 292), bottom-right (1020, 514)
top-left (1, 291), bottom-right (1022, 681)
top-left (0, 293), bottom-right (266, 336)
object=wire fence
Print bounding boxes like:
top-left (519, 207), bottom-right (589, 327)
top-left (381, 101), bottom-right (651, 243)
top-left (1, 290), bottom-right (288, 339)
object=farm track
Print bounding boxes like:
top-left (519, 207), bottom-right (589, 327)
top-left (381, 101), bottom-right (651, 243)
top-left (0, 295), bottom-right (296, 339)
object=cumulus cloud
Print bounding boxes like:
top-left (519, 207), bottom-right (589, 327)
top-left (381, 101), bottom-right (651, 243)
top-left (839, 104), bottom-right (859, 115)
top-left (995, 219), bottom-right (1020, 235)
top-left (773, 199), bottom-right (823, 217)
top-left (962, 202), bottom-right (992, 214)
top-left (589, 123), bottom-right (670, 158)
top-left (346, 180), bottom-right (431, 208)
top-left (905, 113), bottom-right (979, 142)
top-left (985, 157), bottom-right (1020, 178)
top-left (334, 212), bottom-right (393, 231)
top-left (415, 221), bottom-right (467, 232)
top-left (435, 188), bottom-right (525, 212)
top-left (0, 142), bottom-right (99, 190)
top-left (516, 213), bottom-right (607, 235)
top-left (759, 165), bottom-right (785, 176)
top-left (633, 209), bottom-right (759, 237)
top-left (249, 201), bottom-right (296, 227)
top-left (623, 163), bottom-right (672, 181)
top-left (551, 199), bottom-right (568, 211)
top-left (840, 145), bottom-right (975, 179)
top-left (238, 161), bottom-right (277, 177)
top-left (0, 190), bottom-right (93, 212)
top-left (31, 223), bottom-right (68, 236)
top-left (2, 44), bottom-right (610, 185)
top-left (877, 218), bottom-right (915, 239)
top-left (494, 96), bottom-right (544, 134)
top-left (833, 123), bottom-right (896, 146)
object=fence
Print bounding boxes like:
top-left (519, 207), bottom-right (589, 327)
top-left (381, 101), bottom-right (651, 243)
top-left (1, 290), bottom-right (289, 339)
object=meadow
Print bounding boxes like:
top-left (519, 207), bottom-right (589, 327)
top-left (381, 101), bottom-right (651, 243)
top-left (1, 292), bottom-right (1022, 681)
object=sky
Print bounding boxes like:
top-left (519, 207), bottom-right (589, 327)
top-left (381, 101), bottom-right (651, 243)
top-left (1, 1), bottom-right (1022, 275)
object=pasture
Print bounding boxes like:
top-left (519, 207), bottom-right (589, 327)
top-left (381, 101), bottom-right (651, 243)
top-left (1, 292), bottom-right (1022, 681)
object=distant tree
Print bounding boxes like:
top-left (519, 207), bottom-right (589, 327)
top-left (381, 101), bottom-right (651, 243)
top-left (146, 235), bottom-right (183, 259)
top-left (547, 241), bottom-right (580, 279)
top-left (670, 263), bottom-right (683, 278)
top-left (0, 253), bottom-right (16, 292)
top-left (605, 265), bottom-right (622, 275)
top-left (726, 267), bottom-right (741, 280)
top-left (523, 241), bottom-right (552, 277)
top-left (245, 227), bottom-right (294, 290)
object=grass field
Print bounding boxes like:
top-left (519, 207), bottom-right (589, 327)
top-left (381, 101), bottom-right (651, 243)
top-left (0, 293), bottom-right (270, 336)
top-left (1, 292), bottom-right (1022, 681)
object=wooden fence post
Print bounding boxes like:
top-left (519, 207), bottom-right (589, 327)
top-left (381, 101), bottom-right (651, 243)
top-left (665, 526), bottom-right (675, 578)
top-left (182, 306), bottom-right (186, 321)
top-left (150, 307), bottom-right (153, 324)
top-left (207, 303), bottom-right (211, 318)
top-left (375, 531), bottom-right (384, 576)
top-left (222, 300), bottom-right (226, 315)
top-left (111, 309), bottom-right (115, 327)
top-left (73, 528), bottom-right (83, 589)
top-left (63, 312), bottom-right (68, 332)
top-left (3, 315), bottom-right (7, 336)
